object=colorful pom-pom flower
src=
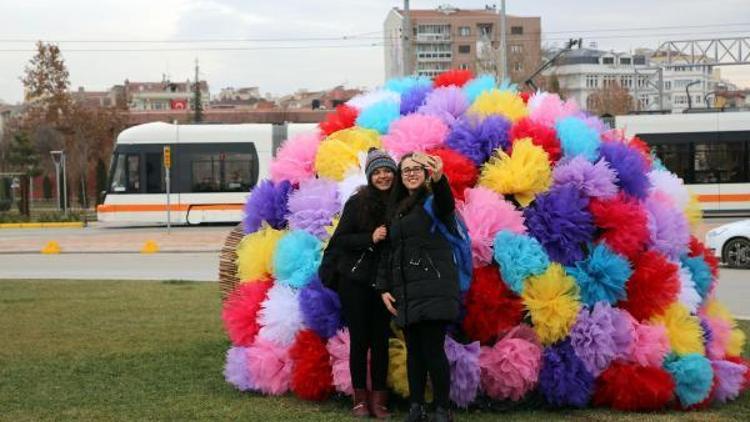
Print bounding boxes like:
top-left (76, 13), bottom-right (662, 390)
top-left (566, 243), bottom-right (632, 306)
top-left (470, 89), bottom-right (528, 122)
top-left (493, 230), bottom-right (550, 295)
top-left (236, 226), bottom-right (285, 282)
top-left (273, 230), bottom-right (322, 289)
top-left (314, 127), bottom-right (381, 181)
top-left (479, 138), bottom-right (552, 207)
top-left (522, 263), bottom-right (581, 345)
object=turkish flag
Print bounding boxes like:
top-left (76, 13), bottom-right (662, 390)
top-left (171, 99), bottom-right (188, 110)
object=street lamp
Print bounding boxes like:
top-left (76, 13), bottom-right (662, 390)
top-left (50, 150), bottom-right (67, 214)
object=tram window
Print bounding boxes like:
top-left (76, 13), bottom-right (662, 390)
top-left (652, 143), bottom-right (692, 182)
top-left (224, 153), bottom-right (253, 192)
top-left (694, 144), bottom-right (720, 183)
top-left (110, 154), bottom-right (141, 193)
top-left (192, 153), bottom-right (222, 192)
top-left (693, 143), bottom-right (746, 183)
top-left (145, 153), bottom-right (164, 193)
top-left (717, 143), bottom-right (745, 183)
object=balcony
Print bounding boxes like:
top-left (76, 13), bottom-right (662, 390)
top-left (416, 53), bottom-right (453, 63)
top-left (416, 33), bottom-right (452, 43)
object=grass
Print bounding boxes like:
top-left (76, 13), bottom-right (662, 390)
top-left (1, 279), bottom-right (749, 421)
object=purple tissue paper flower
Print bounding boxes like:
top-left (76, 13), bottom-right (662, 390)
top-left (243, 180), bottom-right (292, 234)
top-left (446, 114), bottom-right (512, 165)
top-left (524, 185), bottom-right (595, 265)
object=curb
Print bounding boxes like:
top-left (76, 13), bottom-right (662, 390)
top-left (0, 222), bottom-right (84, 229)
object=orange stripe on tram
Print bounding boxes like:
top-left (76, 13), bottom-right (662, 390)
top-left (696, 194), bottom-right (750, 203)
top-left (97, 204), bottom-right (243, 213)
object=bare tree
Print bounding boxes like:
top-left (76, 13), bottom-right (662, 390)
top-left (587, 82), bottom-right (634, 116)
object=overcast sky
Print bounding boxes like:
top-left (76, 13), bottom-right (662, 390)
top-left (0, 0), bottom-right (748, 103)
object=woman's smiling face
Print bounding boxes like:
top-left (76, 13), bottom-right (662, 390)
top-left (370, 167), bottom-right (394, 191)
top-left (400, 157), bottom-right (427, 191)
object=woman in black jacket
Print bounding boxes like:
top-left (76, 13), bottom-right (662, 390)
top-left (327, 148), bottom-right (397, 419)
top-left (378, 152), bottom-right (459, 422)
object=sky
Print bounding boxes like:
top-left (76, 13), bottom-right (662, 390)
top-left (0, 0), bottom-right (749, 104)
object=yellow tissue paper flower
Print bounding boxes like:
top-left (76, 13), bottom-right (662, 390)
top-left (650, 303), bottom-right (705, 356)
top-left (314, 127), bottom-right (381, 181)
top-left (387, 333), bottom-right (410, 399)
top-left (235, 225), bottom-right (285, 282)
top-left (704, 297), bottom-right (747, 356)
top-left (479, 138), bottom-right (552, 207)
top-left (727, 328), bottom-right (746, 357)
top-left (522, 263), bottom-right (581, 345)
top-left (685, 193), bottom-right (703, 230)
top-left (470, 89), bottom-right (528, 122)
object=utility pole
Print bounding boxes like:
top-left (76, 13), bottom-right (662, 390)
top-left (499, 0), bottom-right (508, 81)
top-left (402, 0), bottom-right (412, 76)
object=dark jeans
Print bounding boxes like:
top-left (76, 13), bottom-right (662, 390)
top-left (405, 320), bottom-right (450, 408)
top-left (339, 280), bottom-right (391, 391)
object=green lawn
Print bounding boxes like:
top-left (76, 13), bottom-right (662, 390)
top-left (1, 279), bottom-right (748, 421)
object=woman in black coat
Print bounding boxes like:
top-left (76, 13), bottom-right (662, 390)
top-left (377, 152), bottom-right (460, 422)
top-left (327, 148), bottom-right (396, 419)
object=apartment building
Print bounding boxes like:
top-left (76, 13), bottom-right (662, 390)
top-left (548, 47), bottom-right (733, 113)
top-left (384, 4), bottom-right (541, 83)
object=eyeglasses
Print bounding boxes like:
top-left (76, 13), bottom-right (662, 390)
top-left (401, 166), bottom-right (425, 176)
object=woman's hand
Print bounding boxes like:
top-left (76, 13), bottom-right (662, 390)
top-left (381, 292), bottom-right (397, 316)
top-left (428, 154), bottom-right (444, 182)
top-left (372, 225), bottom-right (387, 243)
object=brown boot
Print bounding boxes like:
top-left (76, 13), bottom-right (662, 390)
top-left (369, 390), bottom-right (391, 419)
top-left (352, 388), bottom-right (370, 418)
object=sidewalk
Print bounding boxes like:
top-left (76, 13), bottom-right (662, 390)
top-left (0, 219), bottom-right (731, 255)
top-left (0, 223), bottom-right (234, 254)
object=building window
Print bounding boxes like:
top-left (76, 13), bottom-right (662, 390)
top-left (620, 57), bottom-right (632, 65)
top-left (458, 26), bottom-right (470, 36)
top-left (478, 24), bottom-right (492, 37)
top-left (511, 26), bottom-right (523, 35)
top-left (602, 75), bottom-right (616, 87)
top-left (458, 63), bottom-right (470, 70)
top-left (511, 44), bottom-right (523, 54)
top-left (513, 62), bottom-right (523, 72)
top-left (665, 81), bottom-right (672, 90)
top-left (673, 94), bottom-right (687, 105)
top-left (586, 75), bottom-right (599, 88)
top-left (458, 45), bottom-right (470, 54)
top-left (602, 57), bottom-right (615, 65)
top-left (620, 75), bottom-right (633, 88)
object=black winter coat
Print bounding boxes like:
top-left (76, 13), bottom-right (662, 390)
top-left (376, 176), bottom-right (460, 327)
top-left (327, 189), bottom-right (389, 288)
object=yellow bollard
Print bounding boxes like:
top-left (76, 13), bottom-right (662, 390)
top-left (141, 240), bottom-right (160, 254)
top-left (41, 241), bottom-right (62, 254)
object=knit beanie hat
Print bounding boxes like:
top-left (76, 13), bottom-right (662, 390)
top-left (365, 148), bottom-right (397, 180)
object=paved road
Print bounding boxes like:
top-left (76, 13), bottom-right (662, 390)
top-left (0, 223), bottom-right (232, 253)
top-left (715, 267), bottom-right (750, 319)
top-left (0, 252), bottom-right (219, 282)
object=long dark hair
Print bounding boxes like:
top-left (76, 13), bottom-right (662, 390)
top-left (354, 183), bottom-right (390, 230)
top-left (387, 152), bottom-right (430, 221)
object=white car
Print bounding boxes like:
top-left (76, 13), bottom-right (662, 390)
top-left (705, 219), bottom-right (750, 269)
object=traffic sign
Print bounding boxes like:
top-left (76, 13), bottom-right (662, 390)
top-left (163, 146), bottom-right (171, 168)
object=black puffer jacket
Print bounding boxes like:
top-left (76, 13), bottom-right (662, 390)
top-left (328, 188), bottom-right (389, 287)
top-left (376, 176), bottom-right (460, 327)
